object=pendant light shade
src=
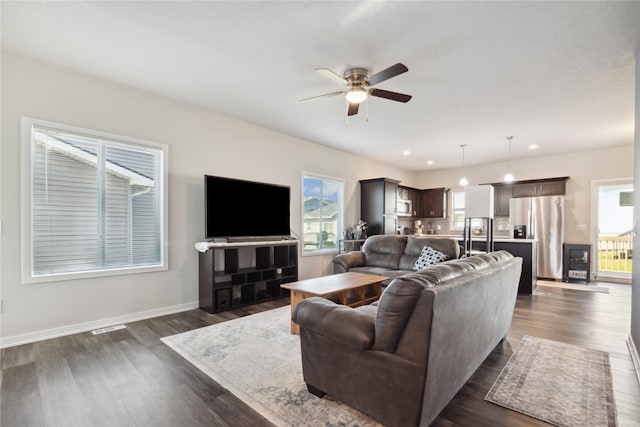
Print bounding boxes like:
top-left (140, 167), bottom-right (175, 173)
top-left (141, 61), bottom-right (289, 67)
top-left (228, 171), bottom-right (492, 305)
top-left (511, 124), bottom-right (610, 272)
top-left (504, 136), bottom-right (514, 183)
top-left (459, 144), bottom-right (468, 186)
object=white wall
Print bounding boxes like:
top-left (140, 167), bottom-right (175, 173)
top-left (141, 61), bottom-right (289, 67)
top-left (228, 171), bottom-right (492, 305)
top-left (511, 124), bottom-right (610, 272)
top-left (413, 145), bottom-right (634, 243)
top-left (0, 52), bottom-right (411, 346)
top-left (630, 43), bottom-right (640, 377)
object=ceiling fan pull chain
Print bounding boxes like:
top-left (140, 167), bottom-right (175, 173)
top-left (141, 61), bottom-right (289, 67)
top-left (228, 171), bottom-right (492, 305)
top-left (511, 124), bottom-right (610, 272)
top-left (366, 98), bottom-right (369, 123)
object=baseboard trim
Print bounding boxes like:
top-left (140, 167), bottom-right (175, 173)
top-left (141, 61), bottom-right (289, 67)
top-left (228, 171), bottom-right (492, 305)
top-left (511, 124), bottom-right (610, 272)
top-left (627, 334), bottom-right (640, 385)
top-left (0, 301), bottom-right (199, 349)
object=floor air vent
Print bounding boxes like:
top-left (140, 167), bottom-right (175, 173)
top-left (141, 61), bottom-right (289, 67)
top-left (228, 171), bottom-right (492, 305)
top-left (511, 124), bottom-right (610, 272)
top-left (91, 324), bottom-right (127, 335)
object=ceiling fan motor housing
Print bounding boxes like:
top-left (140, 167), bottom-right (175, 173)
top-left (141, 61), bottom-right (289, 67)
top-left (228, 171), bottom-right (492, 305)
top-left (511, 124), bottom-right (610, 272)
top-left (345, 68), bottom-right (370, 89)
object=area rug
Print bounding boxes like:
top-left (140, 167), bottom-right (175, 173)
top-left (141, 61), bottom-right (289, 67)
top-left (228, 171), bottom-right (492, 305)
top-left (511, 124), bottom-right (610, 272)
top-left (161, 306), bottom-right (381, 426)
top-left (537, 280), bottom-right (610, 294)
top-left (485, 335), bottom-right (617, 426)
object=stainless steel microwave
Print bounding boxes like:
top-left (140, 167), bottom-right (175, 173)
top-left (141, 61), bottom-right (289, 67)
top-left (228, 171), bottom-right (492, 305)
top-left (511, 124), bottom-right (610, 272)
top-left (397, 199), bottom-right (412, 216)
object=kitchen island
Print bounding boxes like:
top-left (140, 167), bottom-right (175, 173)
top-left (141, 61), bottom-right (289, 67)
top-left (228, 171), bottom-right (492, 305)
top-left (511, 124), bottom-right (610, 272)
top-left (415, 234), bottom-right (537, 294)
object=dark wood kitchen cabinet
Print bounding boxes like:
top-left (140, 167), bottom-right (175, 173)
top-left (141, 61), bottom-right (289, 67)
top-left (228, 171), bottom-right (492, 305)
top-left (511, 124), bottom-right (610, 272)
top-left (360, 178), bottom-right (399, 235)
top-left (421, 188), bottom-right (448, 218)
top-left (398, 185), bottom-right (420, 217)
top-left (407, 187), bottom-right (420, 217)
top-left (492, 184), bottom-right (513, 217)
top-left (512, 177), bottom-right (568, 198)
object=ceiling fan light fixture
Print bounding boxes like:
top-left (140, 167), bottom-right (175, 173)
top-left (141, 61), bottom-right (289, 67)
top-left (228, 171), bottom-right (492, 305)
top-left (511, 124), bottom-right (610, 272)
top-left (345, 88), bottom-right (367, 104)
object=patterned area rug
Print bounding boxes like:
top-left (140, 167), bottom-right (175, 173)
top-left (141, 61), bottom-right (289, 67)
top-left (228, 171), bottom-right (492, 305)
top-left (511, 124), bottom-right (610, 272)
top-left (485, 335), bottom-right (617, 426)
top-left (161, 306), bottom-right (381, 427)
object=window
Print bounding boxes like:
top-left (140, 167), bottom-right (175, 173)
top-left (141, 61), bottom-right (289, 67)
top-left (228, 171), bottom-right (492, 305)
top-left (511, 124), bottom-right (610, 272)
top-left (302, 174), bottom-right (343, 254)
top-left (451, 189), bottom-right (482, 230)
top-left (22, 117), bottom-right (168, 283)
top-left (451, 190), bottom-right (466, 228)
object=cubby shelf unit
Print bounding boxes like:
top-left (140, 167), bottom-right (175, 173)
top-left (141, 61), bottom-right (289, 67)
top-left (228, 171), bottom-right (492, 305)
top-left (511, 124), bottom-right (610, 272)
top-left (198, 241), bottom-right (298, 313)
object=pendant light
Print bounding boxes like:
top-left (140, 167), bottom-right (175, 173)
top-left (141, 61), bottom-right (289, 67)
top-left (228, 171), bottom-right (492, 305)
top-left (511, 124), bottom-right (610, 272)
top-left (459, 144), bottom-right (468, 186)
top-left (504, 136), bottom-right (514, 183)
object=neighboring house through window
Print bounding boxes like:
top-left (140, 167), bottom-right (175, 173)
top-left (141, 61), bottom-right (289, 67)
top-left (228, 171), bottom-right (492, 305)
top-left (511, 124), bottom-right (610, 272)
top-left (21, 117), bottom-right (168, 283)
top-left (302, 174), bottom-right (343, 254)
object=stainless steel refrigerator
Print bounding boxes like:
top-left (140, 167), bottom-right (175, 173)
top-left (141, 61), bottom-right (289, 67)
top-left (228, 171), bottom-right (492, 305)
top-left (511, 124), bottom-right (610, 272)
top-left (509, 196), bottom-right (565, 279)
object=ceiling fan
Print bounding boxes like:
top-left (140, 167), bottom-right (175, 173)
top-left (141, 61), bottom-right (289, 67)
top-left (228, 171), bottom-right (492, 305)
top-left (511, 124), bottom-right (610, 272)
top-left (301, 63), bottom-right (412, 117)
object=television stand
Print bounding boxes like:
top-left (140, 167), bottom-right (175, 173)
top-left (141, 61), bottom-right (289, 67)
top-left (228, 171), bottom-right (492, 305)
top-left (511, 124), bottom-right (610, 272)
top-left (198, 240), bottom-right (298, 313)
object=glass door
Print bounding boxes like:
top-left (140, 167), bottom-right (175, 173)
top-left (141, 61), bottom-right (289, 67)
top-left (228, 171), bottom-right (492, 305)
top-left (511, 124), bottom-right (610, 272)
top-left (594, 180), bottom-right (633, 282)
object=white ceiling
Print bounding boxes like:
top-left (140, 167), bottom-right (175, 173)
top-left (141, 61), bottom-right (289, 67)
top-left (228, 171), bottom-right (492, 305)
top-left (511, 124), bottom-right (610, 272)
top-left (2, 1), bottom-right (639, 171)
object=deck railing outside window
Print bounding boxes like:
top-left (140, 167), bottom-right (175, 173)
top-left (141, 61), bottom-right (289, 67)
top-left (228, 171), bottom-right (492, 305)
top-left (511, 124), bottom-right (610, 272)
top-left (598, 235), bottom-right (633, 273)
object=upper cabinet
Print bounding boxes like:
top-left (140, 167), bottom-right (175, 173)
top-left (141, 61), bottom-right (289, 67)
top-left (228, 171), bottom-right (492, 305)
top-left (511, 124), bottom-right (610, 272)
top-left (490, 177), bottom-right (569, 217)
top-left (407, 187), bottom-right (420, 217)
top-left (511, 177), bottom-right (568, 198)
top-left (493, 184), bottom-right (513, 217)
top-left (421, 188), bottom-right (448, 218)
top-left (398, 185), bottom-right (420, 217)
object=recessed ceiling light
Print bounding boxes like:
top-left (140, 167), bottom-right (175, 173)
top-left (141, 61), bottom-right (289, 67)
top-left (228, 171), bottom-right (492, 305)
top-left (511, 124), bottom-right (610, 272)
top-left (426, 160), bottom-right (434, 165)
top-left (403, 150), bottom-right (411, 156)
top-left (529, 144), bottom-right (538, 150)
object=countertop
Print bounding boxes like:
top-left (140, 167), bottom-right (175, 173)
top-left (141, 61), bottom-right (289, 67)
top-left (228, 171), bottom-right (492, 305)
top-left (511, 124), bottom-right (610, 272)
top-left (413, 234), bottom-right (537, 243)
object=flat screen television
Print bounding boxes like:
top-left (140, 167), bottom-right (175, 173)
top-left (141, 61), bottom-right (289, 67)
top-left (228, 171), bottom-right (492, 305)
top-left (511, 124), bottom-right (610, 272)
top-left (205, 175), bottom-right (291, 240)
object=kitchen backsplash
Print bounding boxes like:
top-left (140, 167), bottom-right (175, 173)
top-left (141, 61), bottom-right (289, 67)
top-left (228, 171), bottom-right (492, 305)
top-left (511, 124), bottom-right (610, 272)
top-left (397, 216), bottom-right (511, 238)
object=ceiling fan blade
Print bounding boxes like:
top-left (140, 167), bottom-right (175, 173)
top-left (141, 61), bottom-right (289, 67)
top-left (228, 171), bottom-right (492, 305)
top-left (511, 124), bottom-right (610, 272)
top-left (370, 88), bottom-right (412, 103)
top-left (367, 63), bottom-right (408, 86)
top-left (347, 103), bottom-right (359, 116)
top-left (300, 91), bottom-right (344, 103)
top-left (315, 68), bottom-right (348, 85)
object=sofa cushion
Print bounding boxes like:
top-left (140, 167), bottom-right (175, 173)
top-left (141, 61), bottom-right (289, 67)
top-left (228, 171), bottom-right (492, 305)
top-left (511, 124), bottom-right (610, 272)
top-left (398, 236), bottom-right (460, 270)
top-left (413, 246), bottom-right (449, 270)
top-left (372, 279), bottom-right (424, 352)
top-left (362, 235), bottom-right (408, 270)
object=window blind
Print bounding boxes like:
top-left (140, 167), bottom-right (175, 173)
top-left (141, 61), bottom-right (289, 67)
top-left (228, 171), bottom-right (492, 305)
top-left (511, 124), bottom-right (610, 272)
top-left (30, 126), bottom-right (163, 277)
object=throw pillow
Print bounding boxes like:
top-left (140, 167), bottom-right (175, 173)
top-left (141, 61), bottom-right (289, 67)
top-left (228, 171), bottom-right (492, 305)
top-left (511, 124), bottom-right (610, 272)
top-left (413, 245), bottom-right (449, 270)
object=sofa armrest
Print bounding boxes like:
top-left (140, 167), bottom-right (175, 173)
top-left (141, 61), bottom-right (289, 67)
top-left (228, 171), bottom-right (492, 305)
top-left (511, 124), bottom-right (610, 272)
top-left (292, 297), bottom-right (375, 350)
top-left (333, 251), bottom-right (366, 273)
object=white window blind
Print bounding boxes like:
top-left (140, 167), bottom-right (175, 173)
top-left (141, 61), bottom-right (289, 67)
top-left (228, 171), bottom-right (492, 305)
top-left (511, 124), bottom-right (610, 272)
top-left (23, 118), bottom-right (168, 282)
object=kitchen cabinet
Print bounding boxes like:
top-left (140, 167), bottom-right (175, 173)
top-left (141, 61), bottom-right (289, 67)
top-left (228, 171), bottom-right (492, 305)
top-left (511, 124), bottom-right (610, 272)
top-left (512, 177), bottom-right (568, 198)
top-left (492, 184), bottom-right (513, 217)
top-left (457, 238), bottom-right (537, 294)
top-left (398, 185), bottom-right (420, 217)
top-left (421, 188), bottom-right (448, 218)
top-left (397, 186), bottom-right (410, 200)
top-left (360, 178), bottom-right (400, 235)
top-left (407, 188), bottom-right (420, 217)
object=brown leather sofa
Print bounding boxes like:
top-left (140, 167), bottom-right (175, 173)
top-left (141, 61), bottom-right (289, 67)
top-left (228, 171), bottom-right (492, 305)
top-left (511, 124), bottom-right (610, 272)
top-left (292, 251), bottom-right (523, 426)
top-left (333, 234), bottom-right (461, 284)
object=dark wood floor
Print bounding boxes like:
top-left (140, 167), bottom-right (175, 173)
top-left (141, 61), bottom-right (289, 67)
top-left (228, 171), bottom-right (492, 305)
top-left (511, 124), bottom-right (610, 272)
top-left (2, 282), bottom-right (639, 426)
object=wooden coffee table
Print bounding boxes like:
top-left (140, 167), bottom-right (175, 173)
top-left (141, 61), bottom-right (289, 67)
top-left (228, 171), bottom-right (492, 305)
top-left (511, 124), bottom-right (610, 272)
top-left (280, 272), bottom-right (388, 334)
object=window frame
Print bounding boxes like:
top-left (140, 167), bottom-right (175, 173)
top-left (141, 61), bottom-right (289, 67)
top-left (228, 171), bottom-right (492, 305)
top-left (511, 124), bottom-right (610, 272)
top-left (21, 117), bottom-right (169, 284)
top-left (450, 188), bottom-right (466, 230)
top-left (451, 188), bottom-right (483, 231)
top-left (301, 172), bottom-right (344, 256)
